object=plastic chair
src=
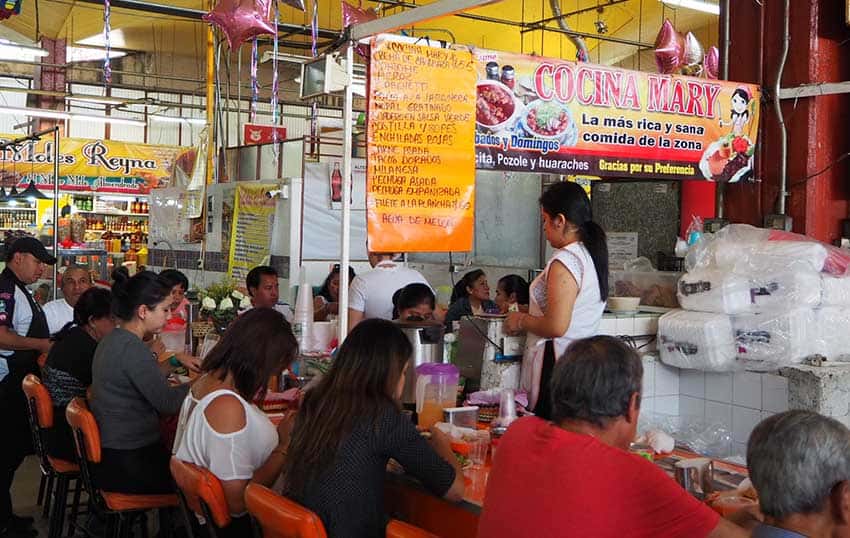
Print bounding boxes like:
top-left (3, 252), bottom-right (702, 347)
top-left (22, 374), bottom-right (82, 538)
top-left (65, 397), bottom-right (179, 538)
top-left (386, 520), bottom-right (438, 538)
top-left (169, 457), bottom-right (231, 538)
top-left (244, 483), bottom-right (327, 538)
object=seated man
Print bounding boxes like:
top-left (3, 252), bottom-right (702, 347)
top-left (478, 335), bottom-right (749, 538)
top-left (43, 265), bottom-right (92, 335)
top-left (748, 410), bottom-right (850, 538)
top-left (245, 265), bottom-right (292, 321)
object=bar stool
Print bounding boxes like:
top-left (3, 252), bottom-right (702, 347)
top-left (21, 374), bottom-right (82, 538)
top-left (386, 520), bottom-right (438, 538)
top-left (65, 397), bottom-right (179, 538)
top-left (244, 483), bottom-right (327, 538)
top-left (169, 457), bottom-right (231, 538)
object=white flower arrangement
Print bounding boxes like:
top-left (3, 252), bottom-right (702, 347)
top-left (198, 279), bottom-right (245, 331)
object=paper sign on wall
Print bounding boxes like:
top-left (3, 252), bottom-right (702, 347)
top-left (366, 37), bottom-right (477, 252)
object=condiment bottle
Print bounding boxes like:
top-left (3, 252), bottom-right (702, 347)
top-left (500, 65), bottom-right (515, 89)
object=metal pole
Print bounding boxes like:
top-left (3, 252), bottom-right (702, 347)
top-left (338, 43), bottom-right (354, 342)
top-left (206, 25), bottom-right (215, 185)
top-left (775, 0), bottom-right (790, 215)
top-left (52, 126), bottom-right (59, 298)
top-left (715, 0), bottom-right (731, 219)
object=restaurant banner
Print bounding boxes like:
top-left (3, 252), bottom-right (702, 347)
top-left (473, 49), bottom-right (761, 182)
top-left (367, 37), bottom-right (477, 252)
top-left (227, 183), bottom-right (275, 283)
top-left (0, 135), bottom-right (193, 194)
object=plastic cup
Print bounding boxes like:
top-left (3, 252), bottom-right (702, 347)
top-left (468, 431), bottom-right (490, 467)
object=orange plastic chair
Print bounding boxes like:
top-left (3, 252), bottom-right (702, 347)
top-left (244, 483), bottom-right (327, 538)
top-left (66, 398), bottom-right (179, 538)
top-left (386, 520), bottom-right (438, 538)
top-left (22, 374), bottom-right (81, 538)
top-left (169, 457), bottom-right (231, 538)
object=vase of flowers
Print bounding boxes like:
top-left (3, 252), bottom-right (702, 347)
top-left (198, 279), bottom-right (252, 334)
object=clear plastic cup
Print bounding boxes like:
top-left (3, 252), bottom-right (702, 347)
top-left (468, 431), bottom-right (490, 467)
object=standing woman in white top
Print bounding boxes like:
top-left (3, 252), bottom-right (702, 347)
top-left (173, 307), bottom-right (298, 537)
top-left (504, 181), bottom-right (608, 419)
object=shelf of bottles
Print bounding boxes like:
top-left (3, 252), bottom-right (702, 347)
top-left (68, 193), bottom-right (149, 244)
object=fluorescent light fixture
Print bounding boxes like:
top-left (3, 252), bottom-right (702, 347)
top-left (261, 51), bottom-right (311, 64)
top-left (70, 113), bottom-right (145, 127)
top-left (0, 106), bottom-right (70, 120)
top-left (149, 114), bottom-right (206, 126)
top-left (65, 95), bottom-right (127, 106)
top-left (660, 0), bottom-right (720, 15)
top-left (67, 45), bottom-right (127, 63)
top-left (0, 40), bottom-right (48, 60)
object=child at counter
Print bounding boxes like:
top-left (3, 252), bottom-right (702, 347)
top-left (392, 283), bottom-right (436, 322)
top-left (280, 319), bottom-right (464, 538)
top-left (314, 264), bottom-right (356, 322)
top-left (444, 269), bottom-right (499, 331)
top-left (495, 274), bottom-right (530, 314)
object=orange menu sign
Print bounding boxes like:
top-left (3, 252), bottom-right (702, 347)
top-left (367, 37), bottom-right (476, 252)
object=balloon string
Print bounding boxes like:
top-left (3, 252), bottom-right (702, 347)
top-left (103, 0), bottom-right (112, 84)
top-left (271, 0), bottom-right (279, 129)
top-left (250, 38), bottom-right (259, 123)
top-left (311, 0), bottom-right (318, 57)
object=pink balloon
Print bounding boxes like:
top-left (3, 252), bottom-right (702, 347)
top-left (682, 32), bottom-right (704, 67)
top-left (204, 0), bottom-right (276, 49)
top-left (342, 0), bottom-right (378, 28)
top-left (654, 19), bottom-right (682, 74)
top-left (704, 46), bottom-right (720, 79)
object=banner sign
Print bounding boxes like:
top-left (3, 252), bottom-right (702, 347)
top-left (228, 183), bottom-right (275, 283)
top-left (0, 135), bottom-right (193, 194)
top-left (472, 49), bottom-right (761, 182)
top-left (243, 123), bottom-right (287, 146)
top-left (367, 37), bottom-right (477, 252)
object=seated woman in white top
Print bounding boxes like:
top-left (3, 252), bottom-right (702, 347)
top-left (174, 307), bottom-right (298, 537)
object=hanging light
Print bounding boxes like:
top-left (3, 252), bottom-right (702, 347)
top-left (18, 180), bottom-right (48, 200)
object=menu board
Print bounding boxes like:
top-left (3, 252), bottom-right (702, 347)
top-left (472, 49), bottom-right (761, 182)
top-left (367, 37), bottom-right (477, 252)
top-left (227, 183), bottom-right (276, 282)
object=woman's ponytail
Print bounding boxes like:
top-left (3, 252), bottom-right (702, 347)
top-left (579, 220), bottom-right (609, 300)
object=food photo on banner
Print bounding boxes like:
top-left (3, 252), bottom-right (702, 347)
top-left (472, 49), bottom-right (760, 182)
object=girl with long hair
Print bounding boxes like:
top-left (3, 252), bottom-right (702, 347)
top-left (280, 319), bottom-right (464, 537)
top-left (444, 269), bottom-right (499, 330)
top-left (504, 181), bottom-right (609, 419)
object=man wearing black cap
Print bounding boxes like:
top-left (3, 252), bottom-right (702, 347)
top-left (0, 237), bottom-right (55, 538)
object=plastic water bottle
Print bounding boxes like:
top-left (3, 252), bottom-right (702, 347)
top-left (293, 271), bottom-right (314, 353)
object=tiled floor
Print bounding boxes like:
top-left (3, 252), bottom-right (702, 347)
top-left (11, 456), bottom-right (49, 536)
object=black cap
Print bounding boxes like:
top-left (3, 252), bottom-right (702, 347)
top-left (6, 237), bottom-right (57, 265)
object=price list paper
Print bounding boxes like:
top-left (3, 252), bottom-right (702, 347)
top-left (227, 183), bottom-right (276, 282)
top-left (367, 37), bottom-right (477, 252)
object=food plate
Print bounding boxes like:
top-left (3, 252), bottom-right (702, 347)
top-left (699, 136), bottom-right (753, 183)
top-left (518, 99), bottom-right (578, 146)
top-left (476, 80), bottom-right (521, 133)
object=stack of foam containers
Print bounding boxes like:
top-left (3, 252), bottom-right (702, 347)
top-left (658, 226), bottom-right (848, 371)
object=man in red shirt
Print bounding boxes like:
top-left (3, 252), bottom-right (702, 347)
top-left (478, 336), bottom-right (751, 538)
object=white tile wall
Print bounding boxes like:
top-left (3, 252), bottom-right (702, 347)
top-left (634, 316), bottom-right (659, 336)
top-left (680, 395), bottom-right (705, 418)
top-left (598, 318), bottom-right (617, 336)
top-left (656, 396), bottom-right (680, 416)
top-left (655, 363), bottom-right (680, 396)
top-left (705, 373), bottom-right (733, 403)
top-left (642, 359), bottom-right (655, 399)
top-left (616, 317), bottom-right (635, 335)
top-left (762, 375), bottom-right (789, 413)
top-left (680, 370), bottom-right (705, 399)
top-left (732, 406), bottom-right (763, 444)
top-left (705, 401), bottom-right (733, 432)
top-left (732, 372), bottom-right (763, 409)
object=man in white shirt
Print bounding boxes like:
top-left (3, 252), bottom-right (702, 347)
top-left (348, 252), bottom-right (429, 332)
top-left (43, 265), bottom-right (92, 335)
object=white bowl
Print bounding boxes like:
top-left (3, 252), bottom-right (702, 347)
top-left (607, 296), bottom-right (641, 313)
top-left (475, 80), bottom-right (520, 132)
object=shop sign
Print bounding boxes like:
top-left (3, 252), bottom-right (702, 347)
top-left (243, 123), bottom-right (287, 146)
top-left (366, 37), bottom-right (477, 252)
top-left (473, 49), bottom-right (761, 182)
top-left (228, 183), bottom-right (276, 283)
top-left (0, 136), bottom-right (194, 194)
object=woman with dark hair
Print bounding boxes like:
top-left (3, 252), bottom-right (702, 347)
top-left (495, 274), bottom-right (530, 314)
top-left (280, 319), bottom-right (464, 538)
top-left (392, 283), bottom-right (436, 322)
top-left (89, 270), bottom-right (193, 494)
top-left (444, 269), bottom-right (499, 330)
top-left (504, 181), bottom-right (608, 419)
top-left (313, 264), bottom-right (356, 321)
top-left (174, 308), bottom-right (298, 536)
top-left (43, 287), bottom-right (115, 460)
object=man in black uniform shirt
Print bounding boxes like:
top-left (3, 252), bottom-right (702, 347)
top-left (0, 237), bottom-right (55, 538)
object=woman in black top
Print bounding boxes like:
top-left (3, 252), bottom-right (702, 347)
top-left (43, 287), bottom-right (114, 460)
top-left (444, 269), bottom-right (499, 331)
top-left (280, 319), bottom-right (464, 538)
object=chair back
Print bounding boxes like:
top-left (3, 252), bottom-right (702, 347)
top-left (244, 484), bottom-right (327, 538)
top-left (65, 397), bottom-right (102, 505)
top-left (22, 374), bottom-right (53, 470)
top-left (386, 520), bottom-right (438, 538)
top-left (170, 457), bottom-right (231, 530)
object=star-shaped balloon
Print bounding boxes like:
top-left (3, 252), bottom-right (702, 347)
top-left (342, 0), bottom-right (378, 28)
top-left (204, 0), bottom-right (276, 49)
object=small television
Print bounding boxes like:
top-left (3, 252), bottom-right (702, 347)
top-left (299, 54), bottom-right (367, 100)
